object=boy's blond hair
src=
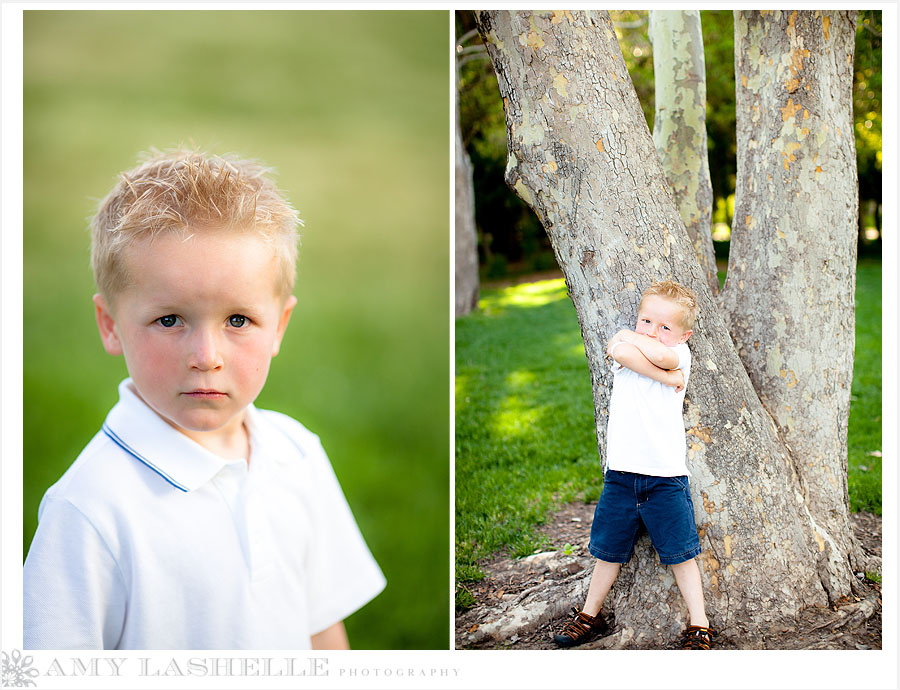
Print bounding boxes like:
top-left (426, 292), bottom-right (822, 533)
top-left (91, 148), bottom-right (301, 303)
top-left (640, 280), bottom-right (698, 330)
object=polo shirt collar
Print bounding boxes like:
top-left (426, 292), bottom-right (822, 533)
top-left (102, 378), bottom-right (256, 493)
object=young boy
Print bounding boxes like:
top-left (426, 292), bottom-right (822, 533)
top-left (553, 280), bottom-right (715, 650)
top-left (23, 149), bottom-right (386, 650)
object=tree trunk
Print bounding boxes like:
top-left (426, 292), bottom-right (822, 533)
top-left (474, 9), bottom-right (858, 647)
top-left (648, 10), bottom-right (718, 295)
top-left (456, 67), bottom-right (480, 317)
top-left (723, 10), bottom-right (862, 599)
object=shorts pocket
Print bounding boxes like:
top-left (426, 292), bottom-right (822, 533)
top-left (672, 475), bottom-right (690, 492)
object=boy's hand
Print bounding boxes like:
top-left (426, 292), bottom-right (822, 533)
top-left (606, 329), bottom-right (636, 358)
top-left (668, 368), bottom-right (685, 392)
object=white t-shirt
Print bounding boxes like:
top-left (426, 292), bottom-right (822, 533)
top-left (605, 342), bottom-right (691, 477)
top-left (23, 379), bottom-right (386, 650)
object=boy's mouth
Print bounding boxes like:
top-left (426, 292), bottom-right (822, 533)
top-left (183, 389), bottom-right (227, 398)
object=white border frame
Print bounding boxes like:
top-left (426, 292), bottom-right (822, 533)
top-left (3, 3), bottom-right (898, 689)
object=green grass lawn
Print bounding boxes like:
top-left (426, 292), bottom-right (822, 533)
top-left (455, 260), bottom-right (882, 602)
top-left (847, 259), bottom-right (883, 513)
top-left (23, 10), bottom-right (449, 650)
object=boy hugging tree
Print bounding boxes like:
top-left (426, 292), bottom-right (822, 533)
top-left (553, 280), bottom-right (716, 650)
top-left (24, 148), bottom-right (385, 650)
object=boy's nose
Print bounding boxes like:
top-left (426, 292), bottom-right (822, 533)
top-left (189, 329), bottom-right (224, 371)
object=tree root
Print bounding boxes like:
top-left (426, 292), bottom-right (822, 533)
top-left (457, 509), bottom-right (882, 650)
top-left (806, 594), bottom-right (879, 634)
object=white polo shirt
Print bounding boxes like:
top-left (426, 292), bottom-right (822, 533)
top-left (24, 379), bottom-right (386, 650)
top-left (605, 342), bottom-right (691, 477)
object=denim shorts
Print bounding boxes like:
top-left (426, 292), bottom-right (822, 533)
top-left (589, 470), bottom-right (701, 565)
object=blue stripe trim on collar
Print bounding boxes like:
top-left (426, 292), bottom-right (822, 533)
top-left (102, 423), bottom-right (189, 492)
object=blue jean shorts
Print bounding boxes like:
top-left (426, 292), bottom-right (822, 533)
top-left (589, 470), bottom-right (701, 565)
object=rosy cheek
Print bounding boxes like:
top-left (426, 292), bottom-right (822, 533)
top-left (233, 338), bottom-right (271, 372)
top-left (132, 334), bottom-right (178, 371)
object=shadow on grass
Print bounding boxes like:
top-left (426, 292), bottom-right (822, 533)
top-left (456, 279), bottom-right (603, 584)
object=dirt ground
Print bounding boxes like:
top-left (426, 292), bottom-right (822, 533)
top-left (456, 503), bottom-right (882, 650)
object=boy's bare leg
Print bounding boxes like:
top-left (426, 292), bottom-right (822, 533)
top-left (582, 559), bottom-right (621, 617)
top-left (670, 558), bottom-right (710, 628)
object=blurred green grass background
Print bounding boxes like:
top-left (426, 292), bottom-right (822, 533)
top-left (24, 10), bottom-right (450, 649)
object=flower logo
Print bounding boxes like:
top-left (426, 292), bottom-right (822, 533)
top-left (1, 650), bottom-right (38, 688)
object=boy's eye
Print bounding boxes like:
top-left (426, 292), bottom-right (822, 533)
top-left (228, 315), bottom-right (248, 328)
top-left (157, 315), bottom-right (180, 328)
top-left (662, 325), bottom-right (670, 331)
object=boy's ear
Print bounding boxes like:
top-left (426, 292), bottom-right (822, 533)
top-left (271, 295), bottom-right (298, 357)
top-left (93, 294), bottom-right (123, 356)
top-left (680, 329), bottom-right (693, 343)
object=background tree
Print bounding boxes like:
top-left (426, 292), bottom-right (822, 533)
top-left (698, 11), bottom-right (738, 240)
top-left (456, 10), bottom-right (557, 278)
top-left (473, 9), bottom-right (875, 647)
top-left (723, 8), bottom-right (861, 600)
top-left (648, 10), bottom-right (717, 294)
top-left (456, 29), bottom-right (482, 316)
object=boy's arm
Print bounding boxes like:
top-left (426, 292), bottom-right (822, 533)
top-left (24, 499), bottom-right (127, 649)
top-left (608, 339), bottom-right (685, 391)
top-left (611, 329), bottom-right (680, 370)
top-left (311, 621), bottom-right (350, 649)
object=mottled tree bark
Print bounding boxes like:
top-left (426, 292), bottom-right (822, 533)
top-left (649, 10), bottom-right (718, 294)
top-left (456, 72), bottom-right (480, 317)
top-left (474, 9), bottom-right (861, 647)
top-left (723, 10), bottom-right (862, 599)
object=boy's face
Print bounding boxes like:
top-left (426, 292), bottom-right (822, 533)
top-left (635, 294), bottom-right (692, 347)
top-left (93, 230), bottom-right (296, 449)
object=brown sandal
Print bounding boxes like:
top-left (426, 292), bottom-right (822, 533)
top-left (553, 607), bottom-right (609, 647)
top-left (680, 625), bottom-right (717, 649)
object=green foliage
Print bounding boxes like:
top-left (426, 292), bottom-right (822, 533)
top-left (485, 254), bottom-right (509, 279)
top-left (456, 263), bottom-right (882, 576)
top-left (854, 11), bottom-right (882, 200)
top-left (527, 251), bottom-right (558, 275)
top-left (865, 571), bottom-right (882, 584)
top-left (24, 10), bottom-right (449, 650)
top-left (611, 11), bottom-right (654, 128)
top-left (699, 11), bottom-right (737, 205)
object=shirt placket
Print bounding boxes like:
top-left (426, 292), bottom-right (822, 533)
top-left (239, 459), bottom-right (277, 582)
top-left (211, 462), bottom-right (250, 569)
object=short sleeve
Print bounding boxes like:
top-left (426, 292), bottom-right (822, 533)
top-left (675, 343), bottom-right (689, 368)
top-left (23, 498), bottom-right (127, 650)
top-left (674, 343), bottom-right (692, 384)
top-left (302, 443), bottom-right (386, 635)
